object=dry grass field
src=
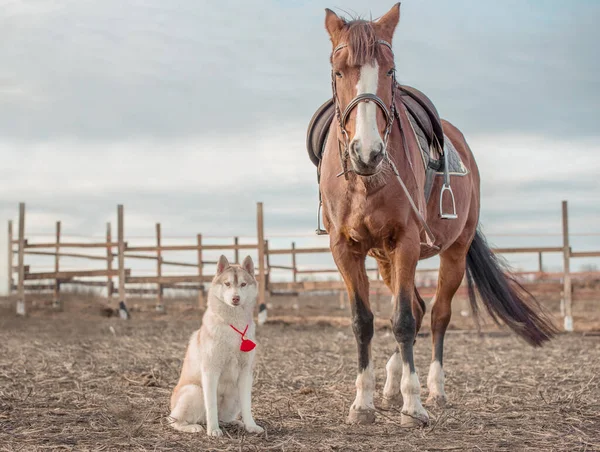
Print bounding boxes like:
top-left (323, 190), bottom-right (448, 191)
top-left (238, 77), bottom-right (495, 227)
top-left (0, 293), bottom-right (599, 451)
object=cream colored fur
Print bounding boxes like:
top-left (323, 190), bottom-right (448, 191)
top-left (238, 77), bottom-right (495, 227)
top-left (168, 255), bottom-right (264, 437)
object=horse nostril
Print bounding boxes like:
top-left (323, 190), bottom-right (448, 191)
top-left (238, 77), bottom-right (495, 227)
top-left (350, 140), bottom-right (361, 157)
top-left (370, 144), bottom-right (385, 165)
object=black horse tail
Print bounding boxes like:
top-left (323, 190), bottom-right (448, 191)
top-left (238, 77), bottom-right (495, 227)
top-left (465, 229), bottom-right (558, 346)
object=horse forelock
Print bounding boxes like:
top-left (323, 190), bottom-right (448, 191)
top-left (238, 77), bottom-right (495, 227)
top-left (340, 20), bottom-right (380, 67)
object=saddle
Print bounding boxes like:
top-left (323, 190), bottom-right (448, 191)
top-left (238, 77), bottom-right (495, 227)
top-left (306, 83), bottom-right (445, 167)
top-left (308, 84), bottom-right (466, 234)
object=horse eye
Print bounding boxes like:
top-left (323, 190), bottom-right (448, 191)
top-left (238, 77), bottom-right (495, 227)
top-left (241, 283), bottom-right (247, 287)
top-left (387, 68), bottom-right (395, 77)
top-left (335, 71), bottom-right (343, 78)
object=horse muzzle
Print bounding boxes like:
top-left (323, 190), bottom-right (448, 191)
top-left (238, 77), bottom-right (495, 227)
top-left (349, 139), bottom-right (385, 176)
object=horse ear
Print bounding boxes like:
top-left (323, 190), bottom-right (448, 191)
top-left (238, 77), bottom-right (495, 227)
top-left (325, 8), bottom-right (345, 41)
top-left (216, 255), bottom-right (230, 275)
top-left (241, 255), bottom-right (255, 277)
top-left (376, 3), bottom-right (401, 40)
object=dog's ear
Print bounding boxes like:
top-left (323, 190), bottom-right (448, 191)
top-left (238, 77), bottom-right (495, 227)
top-left (216, 255), bottom-right (230, 275)
top-left (241, 255), bottom-right (254, 276)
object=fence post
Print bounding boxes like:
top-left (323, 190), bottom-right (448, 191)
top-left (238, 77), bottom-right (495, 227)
top-left (538, 252), bottom-right (543, 274)
top-left (16, 203), bottom-right (26, 316)
top-left (291, 241), bottom-right (297, 283)
top-left (561, 200), bottom-right (573, 332)
top-left (53, 221), bottom-right (61, 310)
top-left (197, 234), bottom-right (204, 309)
top-left (264, 239), bottom-right (270, 289)
top-left (156, 223), bottom-right (164, 312)
top-left (339, 290), bottom-right (346, 310)
top-left (7, 220), bottom-right (13, 296)
top-left (256, 203), bottom-right (266, 313)
top-left (106, 222), bottom-right (114, 304)
top-left (117, 204), bottom-right (127, 317)
top-left (234, 237), bottom-right (239, 264)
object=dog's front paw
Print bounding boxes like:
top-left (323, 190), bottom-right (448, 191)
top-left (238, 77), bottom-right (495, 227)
top-left (245, 423), bottom-right (264, 434)
top-left (207, 426), bottom-right (223, 437)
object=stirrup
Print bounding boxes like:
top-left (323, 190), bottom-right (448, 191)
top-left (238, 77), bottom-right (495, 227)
top-left (315, 202), bottom-right (328, 235)
top-left (439, 184), bottom-right (457, 220)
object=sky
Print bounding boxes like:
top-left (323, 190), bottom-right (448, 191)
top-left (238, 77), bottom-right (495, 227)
top-left (1, 0), bottom-right (599, 292)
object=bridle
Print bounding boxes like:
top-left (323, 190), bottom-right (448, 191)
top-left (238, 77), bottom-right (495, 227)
top-left (327, 39), bottom-right (437, 247)
top-left (330, 40), bottom-right (397, 178)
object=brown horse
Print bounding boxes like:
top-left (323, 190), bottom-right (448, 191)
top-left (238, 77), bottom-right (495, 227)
top-left (318, 4), bottom-right (557, 427)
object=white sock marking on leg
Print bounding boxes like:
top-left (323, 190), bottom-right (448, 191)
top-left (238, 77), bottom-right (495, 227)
top-left (352, 362), bottom-right (375, 410)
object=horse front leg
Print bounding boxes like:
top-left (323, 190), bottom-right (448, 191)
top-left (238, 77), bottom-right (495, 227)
top-left (331, 235), bottom-right (375, 425)
top-left (385, 232), bottom-right (429, 427)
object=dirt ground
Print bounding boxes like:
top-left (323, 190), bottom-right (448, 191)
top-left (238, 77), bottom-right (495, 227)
top-left (0, 295), bottom-right (599, 451)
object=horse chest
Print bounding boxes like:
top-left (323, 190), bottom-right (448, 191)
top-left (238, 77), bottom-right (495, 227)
top-left (336, 196), bottom-right (398, 242)
top-left (322, 171), bottom-right (406, 241)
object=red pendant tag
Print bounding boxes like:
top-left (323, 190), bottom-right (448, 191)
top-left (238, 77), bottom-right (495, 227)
top-left (230, 324), bottom-right (256, 353)
top-left (240, 338), bottom-right (256, 352)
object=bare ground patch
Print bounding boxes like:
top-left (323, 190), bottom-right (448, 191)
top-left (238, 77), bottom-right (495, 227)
top-left (0, 298), bottom-right (599, 451)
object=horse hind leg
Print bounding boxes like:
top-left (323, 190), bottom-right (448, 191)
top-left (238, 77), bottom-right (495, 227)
top-left (426, 247), bottom-right (467, 407)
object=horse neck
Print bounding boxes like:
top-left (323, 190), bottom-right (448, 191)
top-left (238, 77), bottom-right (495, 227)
top-left (386, 108), bottom-right (426, 195)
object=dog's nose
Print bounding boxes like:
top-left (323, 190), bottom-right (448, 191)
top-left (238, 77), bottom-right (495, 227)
top-left (232, 295), bottom-right (240, 305)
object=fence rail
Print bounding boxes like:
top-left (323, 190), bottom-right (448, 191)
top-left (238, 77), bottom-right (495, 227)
top-left (6, 201), bottom-right (599, 331)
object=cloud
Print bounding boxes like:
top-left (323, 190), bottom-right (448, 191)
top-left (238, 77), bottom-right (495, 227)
top-left (1, 0), bottom-right (598, 141)
top-left (1, 0), bottom-right (599, 294)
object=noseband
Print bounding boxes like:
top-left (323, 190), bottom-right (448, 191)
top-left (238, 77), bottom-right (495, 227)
top-left (331, 40), bottom-right (397, 178)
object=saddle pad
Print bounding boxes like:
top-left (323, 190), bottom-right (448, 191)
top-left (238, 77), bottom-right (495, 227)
top-left (406, 111), bottom-right (468, 177)
top-left (438, 135), bottom-right (469, 176)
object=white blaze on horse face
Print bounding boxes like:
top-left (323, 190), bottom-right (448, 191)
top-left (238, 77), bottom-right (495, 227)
top-left (353, 61), bottom-right (383, 163)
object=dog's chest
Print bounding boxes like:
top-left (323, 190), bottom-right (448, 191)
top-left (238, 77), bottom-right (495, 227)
top-left (218, 357), bottom-right (242, 391)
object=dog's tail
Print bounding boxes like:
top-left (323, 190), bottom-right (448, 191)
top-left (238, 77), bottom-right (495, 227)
top-left (466, 229), bottom-right (558, 346)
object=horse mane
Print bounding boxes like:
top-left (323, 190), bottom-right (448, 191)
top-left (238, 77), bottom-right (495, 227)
top-left (339, 19), bottom-right (379, 67)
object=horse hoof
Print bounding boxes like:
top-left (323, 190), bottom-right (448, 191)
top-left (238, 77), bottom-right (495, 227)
top-left (401, 411), bottom-right (429, 428)
top-left (426, 394), bottom-right (447, 407)
top-left (381, 394), bottom-right (403, 410)
top-left (346, 408), bottom-right (376, 425)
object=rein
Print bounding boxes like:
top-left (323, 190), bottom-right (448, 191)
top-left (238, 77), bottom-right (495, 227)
top-left (329, 40), bottom-right (436, 247)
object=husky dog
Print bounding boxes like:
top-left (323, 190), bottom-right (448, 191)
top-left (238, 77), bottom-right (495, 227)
top-left (169, 255), bottom-right (264, 437)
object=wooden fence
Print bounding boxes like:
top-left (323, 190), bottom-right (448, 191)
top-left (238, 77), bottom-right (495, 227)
top-left (6, 201), bottom-right (600, 331)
